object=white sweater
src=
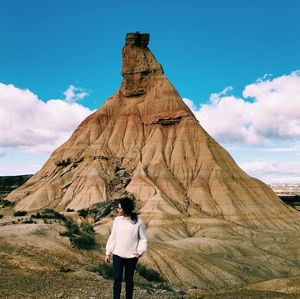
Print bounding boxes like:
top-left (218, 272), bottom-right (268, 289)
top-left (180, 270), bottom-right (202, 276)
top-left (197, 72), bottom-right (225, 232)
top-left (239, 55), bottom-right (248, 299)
top-left (105, 216), bottom-right (148, 258)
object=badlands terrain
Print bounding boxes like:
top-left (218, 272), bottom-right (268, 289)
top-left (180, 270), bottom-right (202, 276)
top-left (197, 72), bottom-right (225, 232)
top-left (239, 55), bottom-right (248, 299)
top-left (1, 210), bottom-right (300, 299)
top-left (1, 32), bottom-right (300, 298)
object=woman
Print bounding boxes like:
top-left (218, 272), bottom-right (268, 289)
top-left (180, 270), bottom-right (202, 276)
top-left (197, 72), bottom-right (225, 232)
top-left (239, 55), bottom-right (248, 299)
top-left (104, 197), bottom-right (148, 299)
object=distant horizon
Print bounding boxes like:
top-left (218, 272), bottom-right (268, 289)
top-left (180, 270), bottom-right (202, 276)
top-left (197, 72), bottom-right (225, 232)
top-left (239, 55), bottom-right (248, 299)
top-left (1, 0), bottom-right (300, 183)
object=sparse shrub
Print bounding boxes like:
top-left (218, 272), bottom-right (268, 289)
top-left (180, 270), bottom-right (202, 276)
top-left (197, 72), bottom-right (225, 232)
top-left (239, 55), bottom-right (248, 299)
top-left (70, 232), bottom-right (96, 249)
top-left (90, 263), bottom-right (114, 280)
top-left (0, 214), bottom-right (3, 219)
top-left (80, 222), bottom-right (95, 234)
top-left (14, 210), bottom-right (27, 217)
top-left (55, 158), bottom-right (71, 167)
top-left (59, 266), bottom-right (74, 273)
top-left (78, 209), bottom-right (88, 217)
top-left (60, 218), bottom-right (96, 249)
top-left (283, 271), bottom-right (289, 278)
top-left (155, 282), bottom-right (174, 291)
top-left (0, 199), bottom-right (14, 208)
top-left (136, 264), bottom-right (165, 282)
top-left (61, 219), bottom-right (80, 236)
top-left (66, 208), bottom-right (74, 212)
top-left (33, 212), bottom-right (41, 218)
top-left (23, 218), bottom-right (36, 224)
top-left (32, 209), bottom-right (66, 221)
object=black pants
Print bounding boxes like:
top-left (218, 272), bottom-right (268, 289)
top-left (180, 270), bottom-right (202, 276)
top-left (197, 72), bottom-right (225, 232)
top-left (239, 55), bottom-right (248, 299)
top-left (113, 255), bottom-right (138, 299)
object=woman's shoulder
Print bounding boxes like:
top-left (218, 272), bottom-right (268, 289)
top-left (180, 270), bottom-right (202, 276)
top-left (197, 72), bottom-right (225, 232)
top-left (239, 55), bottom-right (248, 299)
top-left (114, 216), bottom-right (124, 222)
top-left (136, 216), bottom-right (145, 225)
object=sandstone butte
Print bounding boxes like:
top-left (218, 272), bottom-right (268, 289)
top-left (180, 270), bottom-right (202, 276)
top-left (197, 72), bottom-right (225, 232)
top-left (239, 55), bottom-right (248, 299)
top-left (7, 33), bottom-right (300, 290)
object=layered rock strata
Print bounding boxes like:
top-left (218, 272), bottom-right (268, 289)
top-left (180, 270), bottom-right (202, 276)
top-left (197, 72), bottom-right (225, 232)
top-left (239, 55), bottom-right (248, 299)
top-left (7, 32), bottom-right (300, 290)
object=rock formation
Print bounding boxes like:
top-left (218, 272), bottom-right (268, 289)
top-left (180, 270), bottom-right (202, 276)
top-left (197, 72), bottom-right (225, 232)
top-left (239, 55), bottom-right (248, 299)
top-left (7, 33), bottom-right (300, 290)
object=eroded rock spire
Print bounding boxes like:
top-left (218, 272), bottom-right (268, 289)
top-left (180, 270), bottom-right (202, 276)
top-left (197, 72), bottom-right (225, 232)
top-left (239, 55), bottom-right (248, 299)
top-left (120, 32), bottom-right (163, 97)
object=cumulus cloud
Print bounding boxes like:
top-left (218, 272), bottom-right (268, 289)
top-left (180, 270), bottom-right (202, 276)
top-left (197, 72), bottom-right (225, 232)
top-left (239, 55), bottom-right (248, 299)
top-left (239, 160), bottom-right (300, 183)
top-left (183, 98), bottom-right (197, 110)
top-left (189, 70), bottom-right (300, 145)
top-left (184, 71), bottom-right (300, 183)
top-left (256, 73), bottom-right (273, 82)
top-left (63, 84), bottom-right (90, 103)
top-left (0, 82), bottom-right (93, 153)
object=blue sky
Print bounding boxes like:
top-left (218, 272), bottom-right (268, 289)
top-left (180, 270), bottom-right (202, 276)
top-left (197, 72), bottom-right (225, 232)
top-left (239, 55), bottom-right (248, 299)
top-left (0, 0), bottom-right (300, 183)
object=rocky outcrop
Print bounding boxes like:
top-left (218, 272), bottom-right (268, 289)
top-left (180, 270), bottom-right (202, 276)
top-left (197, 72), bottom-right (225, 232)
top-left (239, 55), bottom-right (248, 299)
top-left (120, 33), bottom-right (163, 97)
top-left (7, 32), bottom-right (300, 290)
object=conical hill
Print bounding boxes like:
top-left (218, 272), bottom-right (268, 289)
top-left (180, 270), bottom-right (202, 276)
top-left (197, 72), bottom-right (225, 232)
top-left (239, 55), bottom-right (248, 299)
top-left (8, 32), bottom-right (296, 227)
top-left (7, 32), bottom-right (300, 290)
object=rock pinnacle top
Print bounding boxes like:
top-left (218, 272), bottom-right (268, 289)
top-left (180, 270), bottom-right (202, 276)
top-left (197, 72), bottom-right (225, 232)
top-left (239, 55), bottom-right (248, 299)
top-left (125, 32), bottom-right (150, 47)
top-left (120, 32), bottom-right (163, 97)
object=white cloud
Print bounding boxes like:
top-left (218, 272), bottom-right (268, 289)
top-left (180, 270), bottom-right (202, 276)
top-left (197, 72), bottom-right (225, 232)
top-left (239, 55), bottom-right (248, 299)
top-left (209, 86), bottom-right (233, 105)
top-left (261, 144), bottom-right (300, 153)
top-left (184, 71), bottom-right (300, 183)
top-left (189, 70), bottom-right (300, 145)
top-left (239, 160), bottom-right (300, 183)
top-left (256, 73), bottom-right (273, 82)
top-left (0, 82), bottom-right (93, 153)
top-left (63, 84), bottom-right (89, 103)
top-left (183, 98), bottom-right (197, 110)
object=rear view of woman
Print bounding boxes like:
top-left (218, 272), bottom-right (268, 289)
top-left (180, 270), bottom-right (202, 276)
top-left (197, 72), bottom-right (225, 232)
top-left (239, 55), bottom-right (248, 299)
top-left (104, 197), bottom-right (148, 299)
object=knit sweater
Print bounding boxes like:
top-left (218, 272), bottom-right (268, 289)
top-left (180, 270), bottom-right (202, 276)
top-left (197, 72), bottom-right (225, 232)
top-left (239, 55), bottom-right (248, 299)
top-left (105, 216), bottom-right (148, 258)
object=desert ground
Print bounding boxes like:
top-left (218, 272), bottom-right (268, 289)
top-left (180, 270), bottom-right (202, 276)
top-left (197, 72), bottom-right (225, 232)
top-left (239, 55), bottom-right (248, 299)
top-left (1, 208), bottom-right (300, 299)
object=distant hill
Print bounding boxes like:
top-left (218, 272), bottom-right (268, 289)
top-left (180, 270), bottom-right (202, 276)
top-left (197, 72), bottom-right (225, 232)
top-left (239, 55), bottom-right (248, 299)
top-left (0, 175), bottom-right (33, 200)
top-left (269, 184), bottom-right (300, 211)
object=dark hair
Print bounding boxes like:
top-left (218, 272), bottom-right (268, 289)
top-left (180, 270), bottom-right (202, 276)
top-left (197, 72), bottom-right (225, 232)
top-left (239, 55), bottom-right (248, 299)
top-left (119, 197), bottom-right (138, 224)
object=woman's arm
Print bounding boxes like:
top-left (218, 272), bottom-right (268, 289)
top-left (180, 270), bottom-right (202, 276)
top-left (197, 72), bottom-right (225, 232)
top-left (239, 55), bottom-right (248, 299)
top-left (136, 221), bottom-right (148, 256)
top-left (104, 218), bottom-right (117, 262)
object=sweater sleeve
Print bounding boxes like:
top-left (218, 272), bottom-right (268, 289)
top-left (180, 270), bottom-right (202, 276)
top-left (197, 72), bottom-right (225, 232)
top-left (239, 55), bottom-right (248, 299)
top-left (105, 219), bottom-right (117, 256)
top-left (137, 221), bottom-right (148, 255)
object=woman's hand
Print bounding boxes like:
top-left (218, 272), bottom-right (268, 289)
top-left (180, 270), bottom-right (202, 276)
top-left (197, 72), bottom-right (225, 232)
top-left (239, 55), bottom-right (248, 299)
top-left (104, 255), bottom-right (111, 263)
top-left (133, 251), bottom-right (141, 258)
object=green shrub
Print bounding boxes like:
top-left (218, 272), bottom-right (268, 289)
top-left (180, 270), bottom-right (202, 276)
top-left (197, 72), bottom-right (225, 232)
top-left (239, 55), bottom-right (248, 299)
top-left (80, 222), bottom-right (95, 234)
top-left (78, 209), bottom-right (88, 217)
top-left (55, 158), bottom-right (71, 167)
top-left (59, 266), bottom-right (74, 273)
top-left (70, 232), bottom-right (96, 249)
top-left (60, 218), bottom-right (96, 250)
top-left (136, 264), bottom-right (165, 282)
top-left (91, 263), bottom-right (114, 280)
top-left (23, 218), bottom-right (36, 224)
top-left (32, 209), bottom-right (66, 221)
top-left (0, 199), bottom-right (14, 208)
top-left (63, 219), bottom-right (80, 235)
top-left (14, 210), bottom-right (27, 217)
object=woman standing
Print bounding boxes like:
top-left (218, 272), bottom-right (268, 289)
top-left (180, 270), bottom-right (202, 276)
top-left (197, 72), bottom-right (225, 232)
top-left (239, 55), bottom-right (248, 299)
top-left (104, 197), bottom-right (148, 299)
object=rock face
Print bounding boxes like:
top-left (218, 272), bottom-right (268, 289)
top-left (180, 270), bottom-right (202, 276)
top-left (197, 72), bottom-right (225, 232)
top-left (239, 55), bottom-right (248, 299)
top-left (7, 33), bottom-right (300, 290)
